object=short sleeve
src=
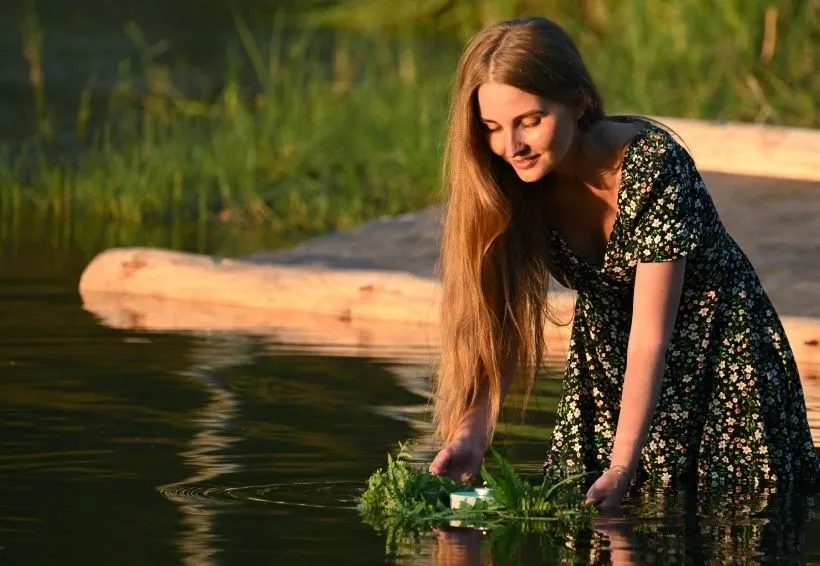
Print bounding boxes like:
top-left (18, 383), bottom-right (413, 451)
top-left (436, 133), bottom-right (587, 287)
top-left (629, 136), bottom-right (705, 263)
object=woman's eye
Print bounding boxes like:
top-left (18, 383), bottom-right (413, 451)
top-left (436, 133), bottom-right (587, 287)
top-left (521, 117), bottom-right (541, 128)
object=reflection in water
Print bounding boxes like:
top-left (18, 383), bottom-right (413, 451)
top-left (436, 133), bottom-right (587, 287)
top-left (156, 335), bottom-right (249, 566)
top-left (373, 362), bottom-right (438, 459)
top-left (403, 487), bottom-right (818, 565)
top-left (4, 220), bottom-right (819, 564)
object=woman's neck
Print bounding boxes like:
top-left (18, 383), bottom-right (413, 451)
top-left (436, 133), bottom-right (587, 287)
top-left (549, 118), bottom-right (641, 194)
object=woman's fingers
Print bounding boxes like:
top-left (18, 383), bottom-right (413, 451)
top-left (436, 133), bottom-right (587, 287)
top-left (430, 442), bottom-right (483, 482)
top-left (585, 487), bottom-right (623, 515)
top-left (429, 446), bottom-right (453, 476)
top-left (459, 470), bottom-right (475, 484)
top-left (430, 447), bottom-right (475, 481)
top-left (585, 486), bottom-right (603, 506)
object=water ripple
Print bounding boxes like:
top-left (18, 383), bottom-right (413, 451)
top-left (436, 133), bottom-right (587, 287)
top-left (157, 480), bottom-right (362, 510)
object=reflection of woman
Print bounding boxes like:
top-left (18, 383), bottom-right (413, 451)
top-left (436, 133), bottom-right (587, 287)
top-left (427, 16), bottom-right (819, 510)
top-left (428, 491), bottom-right (816, 565)
top-left (432, 528), bottom-right (490, 566)
top-left (429, 522), bottom-right (643, 566)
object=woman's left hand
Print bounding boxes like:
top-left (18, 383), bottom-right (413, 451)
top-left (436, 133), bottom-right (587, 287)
top-left (584, 468), bottom-right (632, 512)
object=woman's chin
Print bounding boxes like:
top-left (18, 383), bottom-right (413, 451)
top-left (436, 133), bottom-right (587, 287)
top-left (514, 164), bottom-right (550, 183)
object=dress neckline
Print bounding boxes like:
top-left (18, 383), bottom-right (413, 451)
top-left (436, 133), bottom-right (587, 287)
top-left (548, 123), bottom-right (654, 272)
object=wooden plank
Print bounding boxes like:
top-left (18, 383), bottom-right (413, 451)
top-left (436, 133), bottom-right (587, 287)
top-left (653, 116), bottom-right (820, 182)
top-left (79, 246), bottom-right (446, 325)
top-left (79, 247), bottom-right (819, 378)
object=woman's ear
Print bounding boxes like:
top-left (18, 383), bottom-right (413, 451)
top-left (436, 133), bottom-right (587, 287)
top-left (575, 100), bottom-right (587, 121)
top-left (575, 101), bottom-right (590, 130)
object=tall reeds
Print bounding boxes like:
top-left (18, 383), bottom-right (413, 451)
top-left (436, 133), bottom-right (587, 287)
top-left (1, 0), bottom-right (816, 249)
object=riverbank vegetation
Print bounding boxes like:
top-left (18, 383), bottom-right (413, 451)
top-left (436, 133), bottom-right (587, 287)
top-left (358, 442), bottom-right (592, 556)
top-left (2, 0), bottom-right (817, 248)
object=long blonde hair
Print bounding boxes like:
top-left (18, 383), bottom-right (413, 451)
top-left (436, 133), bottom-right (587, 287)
top-left (433, 17), bottom-right (605, 443)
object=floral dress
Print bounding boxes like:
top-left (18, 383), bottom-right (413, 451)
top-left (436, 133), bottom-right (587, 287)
top-left (541, 124), bottom-right (819, 491)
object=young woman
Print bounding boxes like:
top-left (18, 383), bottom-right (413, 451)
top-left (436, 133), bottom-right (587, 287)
top-left (428, 16), bottom-right (819, 511)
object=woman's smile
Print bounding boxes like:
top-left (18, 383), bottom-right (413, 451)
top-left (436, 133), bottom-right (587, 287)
top-left (510, 154), bottom-right (541, 170)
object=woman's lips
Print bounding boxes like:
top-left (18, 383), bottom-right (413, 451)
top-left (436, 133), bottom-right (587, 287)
top-left (511, 154), bottom-right (540, 170)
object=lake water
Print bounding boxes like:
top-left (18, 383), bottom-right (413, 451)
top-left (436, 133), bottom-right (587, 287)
top-left (2, 223), bottom-right (820, 565)
top-left (3, 1), bottom-right (820, 561)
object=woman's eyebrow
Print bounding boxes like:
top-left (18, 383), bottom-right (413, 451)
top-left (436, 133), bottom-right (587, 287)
top-left (481, 109), bottom-right (545, 124)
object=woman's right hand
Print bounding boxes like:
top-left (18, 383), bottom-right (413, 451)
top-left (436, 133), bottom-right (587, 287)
top-left (428, 432), bottom-right (487, 484)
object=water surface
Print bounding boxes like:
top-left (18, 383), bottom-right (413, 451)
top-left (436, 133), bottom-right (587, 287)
top-left (3, 223), bottom-right (820, 565)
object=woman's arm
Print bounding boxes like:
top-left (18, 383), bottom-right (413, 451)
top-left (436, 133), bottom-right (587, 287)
top-left (451, 351), bottom-right (518, 442)
top-left (609, 258), bottom-right (686, 473)
top-left (429, 349), bottom-right (517, 481)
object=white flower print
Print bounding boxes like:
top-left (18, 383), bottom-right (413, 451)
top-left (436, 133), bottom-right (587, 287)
top-left (541, 124), bottom-right (819, 493)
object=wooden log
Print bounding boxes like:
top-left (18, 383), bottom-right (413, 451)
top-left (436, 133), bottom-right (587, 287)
top-left (652, 116), bottom-right (820, 182)
top-left (79, 247), bottom-right (819, 378)
top-left (78, 247), bottom-right (575, 362)
top-left (79, 246), bottom-right (446, 325)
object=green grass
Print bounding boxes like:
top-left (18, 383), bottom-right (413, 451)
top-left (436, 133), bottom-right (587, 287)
top-left (317, 0), bottom-right (819, 125)
top-left (358, 441), bottom-right (592, 556)
top-left (2, 0), bottom-right (817, 248)
top-left (3, 14), bottom-right (451, 246)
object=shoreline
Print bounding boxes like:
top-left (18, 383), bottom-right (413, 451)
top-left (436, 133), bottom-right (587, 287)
top-left (77, 118), bottom-right (820, 377)
top-left (78, 245), bottom-right (819, 380)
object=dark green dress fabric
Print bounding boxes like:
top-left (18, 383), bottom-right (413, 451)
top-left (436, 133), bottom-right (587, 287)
top-left (541, 124), bottom-right (819, 491)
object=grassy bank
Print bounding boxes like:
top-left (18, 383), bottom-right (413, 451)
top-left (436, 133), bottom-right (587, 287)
top-left (2, 12), bottom-right (452, 246)
top-left (1, 0), bottom-right (817, 247)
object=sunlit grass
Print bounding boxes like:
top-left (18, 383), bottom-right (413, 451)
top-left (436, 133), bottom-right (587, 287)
top-left (3, 12), bottom-right (451, 245)
top-left (1, 0), bottom-right (817, 248)
top-left (319, 0), bottom-right (819, 125)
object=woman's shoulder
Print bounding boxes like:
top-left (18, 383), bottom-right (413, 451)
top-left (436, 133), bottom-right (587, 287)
top-left (588, 118), bottom-right (681, 179)
top-left (626, 119), bottom-right (692, 163)
top-left (615, 119), bottom-right (699, 186)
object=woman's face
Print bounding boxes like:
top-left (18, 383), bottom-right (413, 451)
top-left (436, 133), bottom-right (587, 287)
top-left (476, 82), bottom-right (579, 183)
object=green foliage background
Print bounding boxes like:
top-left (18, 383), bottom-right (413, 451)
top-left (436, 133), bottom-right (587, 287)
top-left (2, 0), bottom-right (817, 249)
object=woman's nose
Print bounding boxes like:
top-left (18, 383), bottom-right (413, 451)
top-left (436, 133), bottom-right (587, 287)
top-left (507, 132), bottom-right (526, 157)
